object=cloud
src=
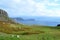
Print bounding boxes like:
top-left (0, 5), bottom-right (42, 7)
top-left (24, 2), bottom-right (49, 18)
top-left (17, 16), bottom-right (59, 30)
top-left (0, 0), bottom-right (60, 17)
top-left (12, 0), bottom-right (21, 3)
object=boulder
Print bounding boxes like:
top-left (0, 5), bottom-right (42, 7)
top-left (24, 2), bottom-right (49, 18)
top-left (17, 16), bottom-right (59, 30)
top-left (57, 24), bottom-right (60, 26)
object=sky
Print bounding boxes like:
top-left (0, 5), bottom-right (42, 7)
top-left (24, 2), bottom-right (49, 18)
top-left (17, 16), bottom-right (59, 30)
top-left (0, 0), bottom-right (60, 17)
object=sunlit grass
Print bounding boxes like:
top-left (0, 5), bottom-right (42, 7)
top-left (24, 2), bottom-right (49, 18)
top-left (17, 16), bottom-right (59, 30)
top-left (0, 21), bottom-right (60, 40)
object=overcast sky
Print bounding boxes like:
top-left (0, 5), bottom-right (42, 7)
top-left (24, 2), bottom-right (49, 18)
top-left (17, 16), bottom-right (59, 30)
top-left (0, 0), bottom-right (60, 17)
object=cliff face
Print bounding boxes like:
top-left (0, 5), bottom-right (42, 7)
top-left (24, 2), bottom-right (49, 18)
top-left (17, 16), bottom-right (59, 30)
top-left (0, 9), bottom-right (17, 24)
top-left (0, 9), bottom-right (8, 17)
top-left (0, 9), bottom-right (9, 21)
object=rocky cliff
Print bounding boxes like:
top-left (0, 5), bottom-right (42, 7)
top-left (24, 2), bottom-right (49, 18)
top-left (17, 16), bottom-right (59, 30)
top-left (0, 9), bottom-right (17, 24)
top-left (0, 9), bottom-right (9, 21)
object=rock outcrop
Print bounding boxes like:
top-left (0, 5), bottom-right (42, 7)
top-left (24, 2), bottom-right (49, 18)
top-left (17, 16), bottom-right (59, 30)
top-left (0, 9), bottom-right (8, 21)
top-left (57, 24), bottom-right (60, 26)
top-left (0, 9), bottom-right (17, 24)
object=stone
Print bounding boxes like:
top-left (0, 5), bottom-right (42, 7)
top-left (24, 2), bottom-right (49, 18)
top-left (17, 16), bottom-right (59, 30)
top-left (57, 24), bottom-right (60, 26)
top-left (11, 35), bottom-right (15, 37)
top-left (0, 9), bottom-right (8, 21)
top-left (17, 35), bottom-right (20, 38)
top-left (0, 9), bottom-right (8, 17)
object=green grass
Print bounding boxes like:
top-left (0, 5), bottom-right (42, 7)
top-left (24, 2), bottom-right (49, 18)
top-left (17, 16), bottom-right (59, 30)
top-left (0, 21), bottom-right (60, 40)
top-left (0, 32), bottom-right (60, 40)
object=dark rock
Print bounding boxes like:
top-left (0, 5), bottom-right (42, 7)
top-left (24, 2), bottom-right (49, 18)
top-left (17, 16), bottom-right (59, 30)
top-left (0, 9), bottom-right (8, 17)
top-left (0, 9), bottom-right (18, 24)
top-left (0, 9), bottom-right (9, 21)
top-left (57, 24), bottom-right (60, 26)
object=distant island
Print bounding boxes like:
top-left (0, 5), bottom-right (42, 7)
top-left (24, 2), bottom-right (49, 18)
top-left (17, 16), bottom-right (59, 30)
top-left (13, 17), bottom-right (35, 21)
top-left (12, 17), bottom-right (24, 21)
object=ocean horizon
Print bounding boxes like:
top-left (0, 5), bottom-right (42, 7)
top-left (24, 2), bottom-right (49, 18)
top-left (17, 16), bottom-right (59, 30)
top-left (15, 16), bottom-right (60, 26)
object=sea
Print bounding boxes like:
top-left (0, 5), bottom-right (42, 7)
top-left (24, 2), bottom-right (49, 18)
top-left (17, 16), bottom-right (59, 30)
top-left (15, 16), bottom-right (60, 26)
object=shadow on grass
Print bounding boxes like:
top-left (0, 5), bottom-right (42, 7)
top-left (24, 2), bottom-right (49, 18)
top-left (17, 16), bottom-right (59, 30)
top-left (21, 31), bottom-right (45, 35)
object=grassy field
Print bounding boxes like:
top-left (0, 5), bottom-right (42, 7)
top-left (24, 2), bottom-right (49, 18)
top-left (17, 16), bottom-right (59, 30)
top-left (0, 21), bottom-right (60, 40)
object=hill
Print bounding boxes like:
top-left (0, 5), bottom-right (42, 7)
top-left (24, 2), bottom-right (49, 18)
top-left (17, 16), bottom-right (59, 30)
top-left (0, 9), bottom-right (8, 21)
top-left (0, 9), bottom-right (60, 40)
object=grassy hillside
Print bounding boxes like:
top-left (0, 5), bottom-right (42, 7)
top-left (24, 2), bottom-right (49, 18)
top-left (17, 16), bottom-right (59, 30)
top-left (0, 21), bottom-right (60, 40)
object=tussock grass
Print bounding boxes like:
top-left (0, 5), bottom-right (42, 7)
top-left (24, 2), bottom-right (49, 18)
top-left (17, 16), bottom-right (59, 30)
top-left (0, 21), bottom-right (60, 40)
